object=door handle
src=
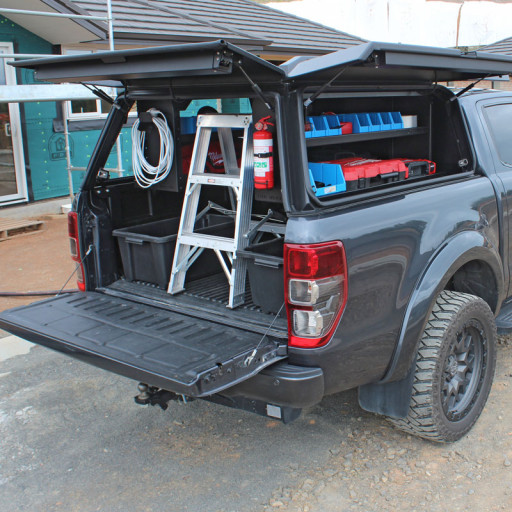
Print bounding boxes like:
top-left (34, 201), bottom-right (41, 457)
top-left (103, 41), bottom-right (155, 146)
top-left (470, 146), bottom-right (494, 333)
top-left (5, 122), bottom-right (11, 137)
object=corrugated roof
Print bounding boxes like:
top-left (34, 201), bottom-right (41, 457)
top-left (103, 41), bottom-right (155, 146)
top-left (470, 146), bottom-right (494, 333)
top-left (67, 0), bottom-right (365, 55)
top-left (481, 37), bottom-right (512, 55)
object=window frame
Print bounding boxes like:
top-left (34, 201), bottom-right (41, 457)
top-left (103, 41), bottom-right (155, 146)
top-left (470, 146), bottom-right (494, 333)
top-left (66, 92), bottom-right (114, 120)
top-left (483, 101), bottom-right (512, 169)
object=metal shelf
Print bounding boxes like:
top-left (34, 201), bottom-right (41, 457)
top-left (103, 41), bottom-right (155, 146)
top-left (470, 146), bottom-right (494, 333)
top-left (305, 127), bottom-right (428, 147)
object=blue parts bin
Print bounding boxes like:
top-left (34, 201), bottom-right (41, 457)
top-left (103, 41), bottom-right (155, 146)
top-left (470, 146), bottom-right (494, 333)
top-left (306, 112), bottom-right (406, 137)
top-left (307, 116), bottom-right (328, 137)
top-left (340, 112), bottom-right (405, 133)
top-left (339, 113), bottom-right (370, 133)
top-left (390, 112), bottom-right (404, 129)
top-left (368, 113), bottom-right (383, 131)
top-left (324, 115), bottom-right (352, 136)
top-left (324, 115), bottom-right (343, 135)
top-left (180, 116), bottom-right (197, 134)
top-left (379, 112), bottom-right (393, 130)
top-left (308, 162), bottom-right (346, 197)
top-left (305, 115), bottom-right (353, 138)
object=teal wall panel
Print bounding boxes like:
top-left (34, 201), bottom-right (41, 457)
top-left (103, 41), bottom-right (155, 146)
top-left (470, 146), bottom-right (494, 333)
top-left (221, 98), bottom-right (251, 113)
top-left (0, 15), bottom-right (65, 200)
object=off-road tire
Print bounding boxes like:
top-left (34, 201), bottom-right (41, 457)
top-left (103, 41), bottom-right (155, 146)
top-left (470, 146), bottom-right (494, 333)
top-left (389, 290), bottom-right (497, 443)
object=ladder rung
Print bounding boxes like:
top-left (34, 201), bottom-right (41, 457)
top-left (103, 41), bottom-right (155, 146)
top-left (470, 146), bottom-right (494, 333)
top-left (179, 233), bottom-right (236, 252)
top-left (188, 174), bottom-right (242, 187)
top-left (197, 114), bottom-right (251, 129)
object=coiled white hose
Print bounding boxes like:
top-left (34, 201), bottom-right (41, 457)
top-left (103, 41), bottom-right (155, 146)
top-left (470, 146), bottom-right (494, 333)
top-left (131, 108), bottom-right (174, 188)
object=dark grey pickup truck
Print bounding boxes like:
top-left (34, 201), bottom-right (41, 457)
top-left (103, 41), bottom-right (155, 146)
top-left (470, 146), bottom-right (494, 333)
top-left (3, 41), bottom-right (512, 442)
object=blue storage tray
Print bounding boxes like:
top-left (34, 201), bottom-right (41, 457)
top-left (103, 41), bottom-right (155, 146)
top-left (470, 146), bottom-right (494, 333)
top-left (324, 115), bottom-right (343, 136)
top-left (368, 112), bottom-right (383, 132)
top-left (305, 116), bottom-right (329, 138)
top-left (308, 162), bottom-right (346, 197)
top-left (305, 112), bottom-right (405, 138)
top-left (180, 116), bottom-right (197, 134)
top-left (340, 113), bottom-right (371, 133)
top-left (390, 112), bottom-right (404, 130)
top-left (379, 112), bottom-right (393, 130)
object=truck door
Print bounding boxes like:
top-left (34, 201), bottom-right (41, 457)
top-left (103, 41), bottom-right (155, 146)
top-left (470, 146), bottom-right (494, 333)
top-left (479, 98), bottom-right (512, 296)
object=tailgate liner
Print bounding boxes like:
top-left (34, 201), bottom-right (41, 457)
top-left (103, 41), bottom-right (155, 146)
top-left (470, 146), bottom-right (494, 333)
top-left (104, 275), bottom-right (287, 339)
top-left (0, 292), bottom-right (285, 396)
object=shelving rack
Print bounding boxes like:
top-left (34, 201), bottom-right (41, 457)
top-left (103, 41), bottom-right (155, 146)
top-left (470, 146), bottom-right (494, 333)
top-left (305, 127), bottom-right (428, 148)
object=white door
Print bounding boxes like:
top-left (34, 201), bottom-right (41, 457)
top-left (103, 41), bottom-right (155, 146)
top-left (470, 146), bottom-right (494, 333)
top-left (0, 43), bottom-right (27, 205)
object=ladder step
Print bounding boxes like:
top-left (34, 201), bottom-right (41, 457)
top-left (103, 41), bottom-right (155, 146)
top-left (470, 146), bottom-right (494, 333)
top-left (188, 174), bottom-right (242, 187)
top-left (179, 233), bottom-right (236, 252)
top-left (197, 114), bottom-right (252, 129)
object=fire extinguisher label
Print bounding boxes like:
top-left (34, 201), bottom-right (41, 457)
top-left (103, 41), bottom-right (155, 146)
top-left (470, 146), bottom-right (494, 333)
top-left (254, 160), bottom-right (269, 177)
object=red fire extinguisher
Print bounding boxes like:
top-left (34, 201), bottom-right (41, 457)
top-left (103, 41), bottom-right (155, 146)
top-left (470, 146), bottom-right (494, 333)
top-left (254, 116), bottom-right (274, 190)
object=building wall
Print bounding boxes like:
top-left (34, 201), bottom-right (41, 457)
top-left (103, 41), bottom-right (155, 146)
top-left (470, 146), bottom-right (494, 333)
top-left (0, 17), bottom-right (254, 202)
top-left (449, 79), bottom-right (512, 92)
top-left (266, 0), bottom-right (512, 49)
top-left (0, 16), bottom-right (61, 200)
top-left (0, 16), bottom-right (128, 201)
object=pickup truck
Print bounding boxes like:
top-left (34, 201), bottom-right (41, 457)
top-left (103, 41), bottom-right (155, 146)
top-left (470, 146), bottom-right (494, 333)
top-left (3, 41), bottom-right (512, 443)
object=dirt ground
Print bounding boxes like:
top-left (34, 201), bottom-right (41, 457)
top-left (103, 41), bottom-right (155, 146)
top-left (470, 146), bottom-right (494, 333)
top-left (1, 216), bottom-right (512, 512)
top-left (0, 215), bottom-right (76, 311)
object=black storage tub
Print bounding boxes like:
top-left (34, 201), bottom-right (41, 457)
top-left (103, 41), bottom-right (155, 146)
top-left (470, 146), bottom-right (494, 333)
top-left (239, 238), bottom-right (284, 315)
top-left (113, 214), bottom-right (234, 288)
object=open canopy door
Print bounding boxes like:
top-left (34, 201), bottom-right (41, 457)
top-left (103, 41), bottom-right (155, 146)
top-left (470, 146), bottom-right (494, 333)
top-left (282, 42), bottom-right (512, 86)
top-left (11, 40), bottom-right (285, 88)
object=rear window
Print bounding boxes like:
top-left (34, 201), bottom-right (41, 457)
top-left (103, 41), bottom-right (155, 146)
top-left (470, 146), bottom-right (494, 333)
top-left (484, 103), bottom-right (512, 166)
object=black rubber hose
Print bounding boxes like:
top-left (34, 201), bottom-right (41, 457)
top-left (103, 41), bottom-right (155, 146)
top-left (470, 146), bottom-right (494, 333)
top-left (0, 289), bottom-right (79, 297)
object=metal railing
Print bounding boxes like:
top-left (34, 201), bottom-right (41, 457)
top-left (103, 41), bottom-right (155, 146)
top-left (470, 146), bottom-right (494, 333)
top-left (0, 4), bottom-right (114, 50)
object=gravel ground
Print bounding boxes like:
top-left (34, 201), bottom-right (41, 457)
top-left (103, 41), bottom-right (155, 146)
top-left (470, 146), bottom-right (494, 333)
top-left (1, 217), bottom-right (512, 511)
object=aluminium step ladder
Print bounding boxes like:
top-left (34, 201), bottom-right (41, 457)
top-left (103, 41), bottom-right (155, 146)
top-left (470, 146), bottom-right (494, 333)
top-left (167, 114), bottom-right (254, 308)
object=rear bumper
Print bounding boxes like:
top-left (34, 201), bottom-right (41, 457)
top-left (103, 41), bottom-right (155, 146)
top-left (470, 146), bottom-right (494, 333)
top-left (221, 361), bottom-right (324, 408)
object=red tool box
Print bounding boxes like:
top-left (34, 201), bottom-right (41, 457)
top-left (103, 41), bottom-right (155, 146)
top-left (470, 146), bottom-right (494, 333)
top-left (400, 159), bottom-right (436, 178)
top-left (328, 157), bottom-right (436, 191)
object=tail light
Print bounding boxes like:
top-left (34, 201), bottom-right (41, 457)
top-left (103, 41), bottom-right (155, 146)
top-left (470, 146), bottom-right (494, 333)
top-left (284, 241), bottom-right (348, 348)
top-left (68, 211), bottom-right (86, 292)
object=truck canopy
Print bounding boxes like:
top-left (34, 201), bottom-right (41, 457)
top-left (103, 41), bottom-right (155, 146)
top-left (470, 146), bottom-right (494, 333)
top-left (12, 40), bottom-right (285, 88)
top-left (282, 41), bottom-right (512, 85)
top-left (13, 40), bottom-right (512, 88)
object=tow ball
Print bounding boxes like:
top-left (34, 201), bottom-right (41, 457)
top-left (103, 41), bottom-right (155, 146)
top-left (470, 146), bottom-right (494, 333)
top-left (134, 383), bottom-right (190, 410)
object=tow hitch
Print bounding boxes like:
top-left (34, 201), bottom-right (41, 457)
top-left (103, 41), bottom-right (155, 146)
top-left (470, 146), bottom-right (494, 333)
top-left (134, 383), bottom-right (302, 423)
top-left (134, 383), bottom-right (190, 410)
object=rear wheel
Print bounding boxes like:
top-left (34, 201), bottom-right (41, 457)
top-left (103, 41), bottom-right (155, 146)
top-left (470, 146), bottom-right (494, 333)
top-left (389, 290), bottom-right (497, 442)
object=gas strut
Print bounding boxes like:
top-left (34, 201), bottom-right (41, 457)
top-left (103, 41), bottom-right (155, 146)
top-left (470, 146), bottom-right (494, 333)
top-left (234, 61), bottom-right (274, 112)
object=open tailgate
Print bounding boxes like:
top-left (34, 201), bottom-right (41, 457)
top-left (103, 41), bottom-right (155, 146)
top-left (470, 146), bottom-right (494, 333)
top-left (0, 292), bottom-right (285, 397)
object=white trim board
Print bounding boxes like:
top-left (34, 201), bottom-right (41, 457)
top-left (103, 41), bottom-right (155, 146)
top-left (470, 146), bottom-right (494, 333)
top-left (0, 84), bottom-right (97, 103)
